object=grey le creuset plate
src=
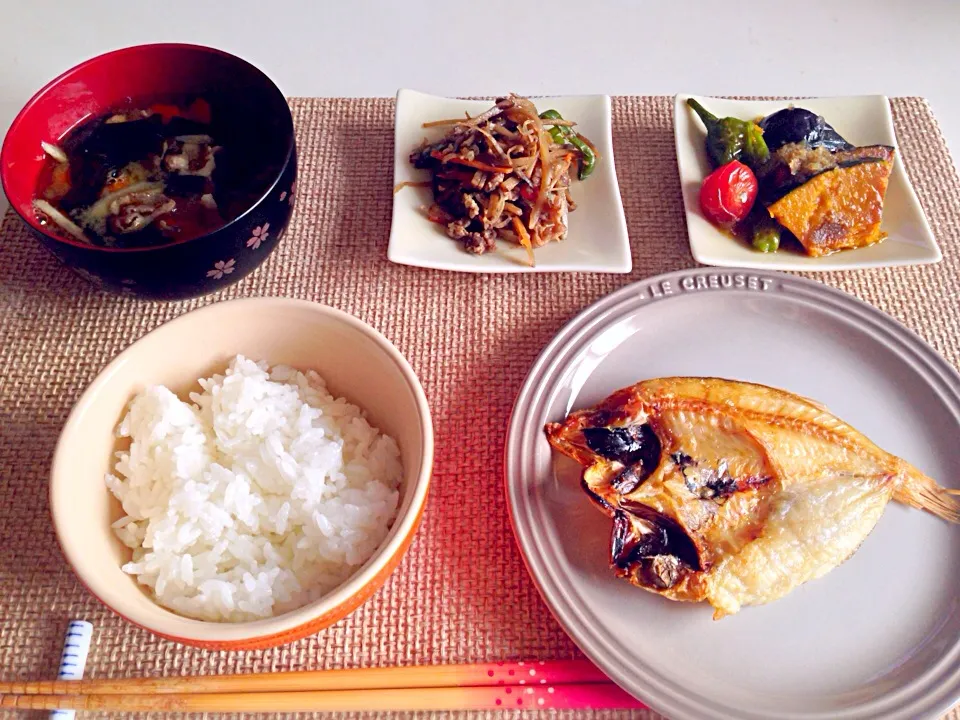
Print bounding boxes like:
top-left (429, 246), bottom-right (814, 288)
top-left (505, 267), bottom-right (960, 720)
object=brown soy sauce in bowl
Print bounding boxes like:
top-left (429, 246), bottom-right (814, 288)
top-left (34, 95), bottom-right (284, 250)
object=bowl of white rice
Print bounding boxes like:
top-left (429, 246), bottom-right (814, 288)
top-left (50, 297), bottom-right (433, 649)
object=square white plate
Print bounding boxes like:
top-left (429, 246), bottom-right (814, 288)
top-left (674, 94), bottom-right (941, 271)
top-left (390, 89), bottom-right (631, 273)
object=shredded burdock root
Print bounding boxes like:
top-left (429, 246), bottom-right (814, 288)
top-left (407, 94), bottom-right (596, 265)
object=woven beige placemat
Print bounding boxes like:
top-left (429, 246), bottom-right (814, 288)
top-left (0, 96), bottom-right (958, 720)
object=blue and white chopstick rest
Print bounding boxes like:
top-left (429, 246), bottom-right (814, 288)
top-left (49, 620), bottom-right (92, 720)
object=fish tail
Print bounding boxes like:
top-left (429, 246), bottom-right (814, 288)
top-left (894, 465), bottom-right (960, 523)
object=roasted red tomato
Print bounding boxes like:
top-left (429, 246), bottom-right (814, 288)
top-left (699, 160), bottom-right (758, 227)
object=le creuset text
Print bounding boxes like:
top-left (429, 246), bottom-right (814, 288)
top-left (638, 272), bottom-right (774, 300)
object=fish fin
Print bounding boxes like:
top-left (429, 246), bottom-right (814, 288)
top-left (893, 466), bottom-right (960, 523)
top-left (790, 392), bottom-right (832, 414)
top-left (545, 421), bottom-right (601, 466)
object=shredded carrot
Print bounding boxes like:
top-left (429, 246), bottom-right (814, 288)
top-left (52, 164), bottom-right (69, 184)
top-left (512, 217), bottom-right (535, 267)
top-left (149, 103), bottom-right (181, 123)
top-left (434, 168), bottom-right (477, 183)
top-left (430, 151), bottom-right (511, 174)
top-left (148, 99), bottom-right (211, 124)
top-left (450, 157), bottom-right (512, 173)
top-left (186, 98), bottom-right (212, 124)
top-left (44, 165), bottom-right (71, 201)
top-left (103, 174), bottom-right (136, 195)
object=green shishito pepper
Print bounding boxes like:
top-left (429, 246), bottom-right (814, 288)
top-left (539, 109), bottom-right (597, 180)
top-left (748, 211), bottom-right (782, 253)
top-left (687, 99), bottom-right (770, 170)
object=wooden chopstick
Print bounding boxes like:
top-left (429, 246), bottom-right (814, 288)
top-left (0, 660), bottom-right (607, 696)
top-left (0, 660), bottom-right (646, 712)
top-left (1, 683), bottom-right (645, 712)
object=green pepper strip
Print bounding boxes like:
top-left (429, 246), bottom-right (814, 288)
top-left (539, 109), bottom-right (597, 180)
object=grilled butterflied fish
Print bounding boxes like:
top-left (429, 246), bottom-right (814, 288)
top-left (545, 378), bottom-right (960, 619)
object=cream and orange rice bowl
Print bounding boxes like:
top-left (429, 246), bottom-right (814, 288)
top-left (51, 298), bottom-right (433, 649)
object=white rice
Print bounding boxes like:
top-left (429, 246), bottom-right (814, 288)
top-left (105, 355), bottom-right (403, 622)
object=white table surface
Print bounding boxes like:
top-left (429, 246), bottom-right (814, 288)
top-left (1, 0), bottom-right (957, 219)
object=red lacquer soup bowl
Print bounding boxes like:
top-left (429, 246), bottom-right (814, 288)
top-left (1, 44), bottom-right (296, 301)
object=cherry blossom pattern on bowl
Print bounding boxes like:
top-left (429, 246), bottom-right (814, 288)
top-left (206, 259), bottom-right (236, 280)
top-left (279, 181), bottom-right (296, 206)
top-left (246, 223), bottom-right (270, 250)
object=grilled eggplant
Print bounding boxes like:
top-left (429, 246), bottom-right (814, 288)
top-left (759, 107), bottom-right (853, 152)
top-left (758, 143), bottom-right (895, 202)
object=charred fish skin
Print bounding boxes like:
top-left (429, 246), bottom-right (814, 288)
top-left (582, 424), bottom-right (660, 468)
top-left (544, 377), bottom-right (960, 619)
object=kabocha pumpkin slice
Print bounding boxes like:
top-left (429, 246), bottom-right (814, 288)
top-left (767, 155), bottom-right (895, 256)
